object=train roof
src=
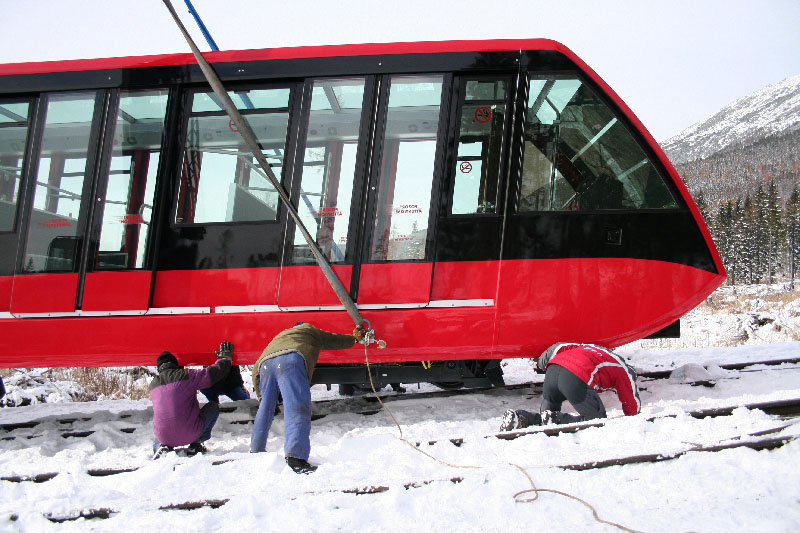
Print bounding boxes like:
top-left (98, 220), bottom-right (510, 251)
top-left (0, 38), bottom-right (726, 278)
top-left (0, 38), bottom-right (573, 76)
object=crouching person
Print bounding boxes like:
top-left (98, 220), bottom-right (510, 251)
top-left (150, 342), bottom-right (233, 458)
top-left (250, 322), bottom-right (365, 474)
top-left (501, 343), bottom-right (640, 431)
top-left (200, 364), bottom-right (250, 403)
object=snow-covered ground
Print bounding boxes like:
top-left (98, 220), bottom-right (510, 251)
top-left (1, 284), bottom-right (800, 532)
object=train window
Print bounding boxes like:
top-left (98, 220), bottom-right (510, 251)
top-left (450, 79), bottom-right (507, 214)
top-left (175, 87), bottom-right (292, 225)
top-left (370, 75), bottom-right (443, 261)
top-left (519, 76), bottom-right (677, 211)
top-left (94, 90), bottom-right (169, 270)
top-left (0, 101), bottom-right (30, 232)
top-left (291, 78), bottom-right (366, 264)
top-left (22, 92), bottom-right (99, 273)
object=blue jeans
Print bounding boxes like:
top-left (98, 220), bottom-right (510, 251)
top-left (250, 352), bottom-right (311, 460)
top-left (200, 385), bottom-right (250, 403)
top-left (153, 401), bottom-right (220, 453)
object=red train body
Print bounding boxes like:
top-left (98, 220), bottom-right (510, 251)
top-left (0, 39), bottom-right (725, 384)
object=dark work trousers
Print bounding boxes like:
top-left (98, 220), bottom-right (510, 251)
top-left (200, 385), bottom-right (250, 403)
top-left (540, 363), bottom-right (607, 424)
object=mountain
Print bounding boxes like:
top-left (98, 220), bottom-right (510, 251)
top-left (662, 74), bottom-right (800, 165)
top-left (660, 74), bottom-right (800, 207)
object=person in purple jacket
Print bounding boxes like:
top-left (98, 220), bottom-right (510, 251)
top-left (150, 342), bottom-right (233, 459)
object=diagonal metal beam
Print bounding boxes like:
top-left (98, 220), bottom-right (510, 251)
top-left (161, 0), bottom-right (368, 329)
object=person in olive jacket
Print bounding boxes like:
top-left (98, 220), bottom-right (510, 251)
top-left (150, 342), bottom-right (233, 458)
top-left (250, 322), bottom-right (365, 473)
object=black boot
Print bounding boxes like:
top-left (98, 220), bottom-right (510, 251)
top-left (499, 409), bottom-right (542, 431)
top-left (152, 445), bottom-right (175, 460)
top-left (286, 456), bottom-right (317, 474)
top-left (186, 441), bottom-right (208, 455)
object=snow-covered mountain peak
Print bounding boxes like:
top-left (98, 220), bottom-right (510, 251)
top-left (662, 74), bottom-right (800, 165)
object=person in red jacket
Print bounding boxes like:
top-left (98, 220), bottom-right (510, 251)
top-left (500, 343), bottom-right (640, 430)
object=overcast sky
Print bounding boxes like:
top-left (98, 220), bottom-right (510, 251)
top-left (2, 0), bottom-right (799, 141)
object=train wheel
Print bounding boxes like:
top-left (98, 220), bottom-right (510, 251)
top-left (432, 360), bottom-right (481, 390)
top-left (432, 381), bottom-right (465, 390)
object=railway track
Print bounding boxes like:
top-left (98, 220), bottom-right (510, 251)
top-left (2, 356), bottom-right (799, 443)
top-left (417, 396), bottom-right (800, 447)
top-left (4, 377), bottom-right (800, 524)
top-left (8, 417), bottom-right (799, 523)
top-left (5, 395), bottom-right (800, 484)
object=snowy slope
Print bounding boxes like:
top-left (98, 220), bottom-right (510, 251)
top-left (2, 283), bottom-right (800, 531)
top-left (662, 74), bottom-right (800, 164)
top-left (1, 350), bottom-right (800, 530)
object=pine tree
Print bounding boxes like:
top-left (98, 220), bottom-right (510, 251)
top-left (753, 185), bottom-right (768, 282)
top-left (696, 190), bottom-right (709, 226)
top-left (786, 185), bottom-right (800, 286)
top-left (714, 200), bottom-right (733, 284)
top-left (717, 200), bottom-right (741, 285)
top-left (730, 197), bottom-right (744, 284)
top-left (741, 195), bottom-right (756, 283)
top-left (764, 180), bottom-right (783, 283)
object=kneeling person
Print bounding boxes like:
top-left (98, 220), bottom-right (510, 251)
top-left (501, 343), bottom-right (640, 431)
top-left (150, 342), bottom-right (233, 457)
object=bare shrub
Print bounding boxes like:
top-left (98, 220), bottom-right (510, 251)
top-left (49, 367), bottom-right (154, 401)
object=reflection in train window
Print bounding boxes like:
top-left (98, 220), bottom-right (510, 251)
top-left (292, 78), bottom-right (366, 265)
top-left (519, 76), bottom-right (677, 211)
top-left (22, 92), bottom-right (99, 273)
top-left (176, 87), bottom-right (291, 224)
top-left (95, 90), bottom-right (169, 270)
top-left (0, 101), bottom-right (30, 232)
top-left (370, 75), bottom-right (443, 261)
top-left (451, 79), bottom-right (507, 214)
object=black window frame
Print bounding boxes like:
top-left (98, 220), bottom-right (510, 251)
top-left (283, 75), bottom-right (377, 267)
top-left (510, 69), bottom-right (687, 216)
top-left (14, 89), bottom-right (108, 276)
top-left (170, 81), bottom-right (299, 229)
top-left (360, 72), bottom-right (454, 266)
top-left (443, 74), bottom-right (516, 219)
top-left (0, 97), bottom-right (35, 235)
top-left (85, 87), bottom-right (173, 273)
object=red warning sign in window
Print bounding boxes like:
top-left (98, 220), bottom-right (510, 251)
top-left (459, 162), bottom-right (473, 173)
top-left (475, 106), bottom-right (492, 123)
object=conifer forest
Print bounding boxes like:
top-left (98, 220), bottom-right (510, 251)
top-left (675, 129), bottom-right (800, 285)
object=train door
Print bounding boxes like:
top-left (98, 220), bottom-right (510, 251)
top-left (10, 89), bottom-right (170, 315)
top-left (356, 74), bottom-right (447, 306)
top-left (432, 76), bottom-right (512, 302)
top-left (153, 84), bottom-right (297, 311)
top-left (277, 78), bottom-right (370, 308)
top-left (280, 75), bottom-right (448, 309)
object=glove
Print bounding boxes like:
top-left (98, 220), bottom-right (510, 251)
top-left (353, 326), bottom-right (366, 342)
top-left (216, 341), bottom-right (233, 360)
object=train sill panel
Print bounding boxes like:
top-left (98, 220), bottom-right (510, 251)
top-left (0, 257), bottom-right (724, 368)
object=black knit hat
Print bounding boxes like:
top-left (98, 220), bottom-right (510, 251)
top-left (156, 351), bottom-right (178, 368)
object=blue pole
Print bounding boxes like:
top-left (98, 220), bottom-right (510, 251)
top-left (181, 0), bottom-right (254, 112)
top-left (183, 0), bottom-right (220, 51)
